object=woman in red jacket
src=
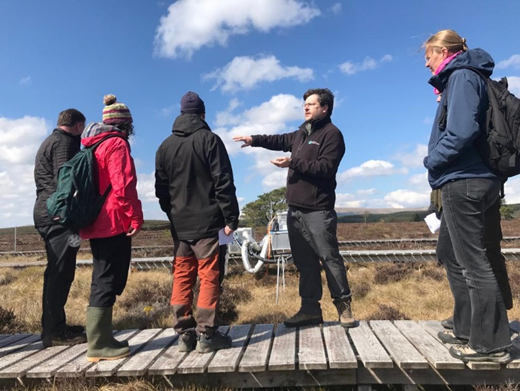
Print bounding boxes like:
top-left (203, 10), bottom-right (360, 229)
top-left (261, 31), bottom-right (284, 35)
top-left (80, 95), bottom-right (143, 362)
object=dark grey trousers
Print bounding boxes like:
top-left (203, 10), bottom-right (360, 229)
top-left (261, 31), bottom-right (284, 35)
top-left (37, 225), bottom-right (80, 338)
top-left (441, 178), bottom-right (511, 353)
top-left (287, 207), bottom-right (351, 315)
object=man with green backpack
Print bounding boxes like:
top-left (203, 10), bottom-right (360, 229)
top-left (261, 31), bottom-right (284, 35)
top-left (33, 108), bottom-right (87, 348)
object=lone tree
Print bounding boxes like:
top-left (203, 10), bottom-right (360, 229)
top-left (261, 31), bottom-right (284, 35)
top-left (500, 199), bottom-right (514, 220)
top-left (241, 187), bottom-right (287, 228)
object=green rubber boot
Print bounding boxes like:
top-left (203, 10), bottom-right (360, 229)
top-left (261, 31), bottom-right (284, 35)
top-left (86, 306), bottom-right (130, 362)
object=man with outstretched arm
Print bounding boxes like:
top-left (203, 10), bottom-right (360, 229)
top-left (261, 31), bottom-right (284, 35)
top-left (234, 88), bottom-right (357, 329)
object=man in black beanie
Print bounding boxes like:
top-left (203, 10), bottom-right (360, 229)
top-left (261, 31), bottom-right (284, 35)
top-left (155, 91), bottom-right (239, 354)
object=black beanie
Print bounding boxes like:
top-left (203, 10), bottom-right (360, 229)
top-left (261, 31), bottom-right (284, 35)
top-left (180, 91), bottom-right (205, 114)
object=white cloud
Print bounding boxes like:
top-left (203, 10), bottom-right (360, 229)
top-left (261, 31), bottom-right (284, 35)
top-left (496, 54), bottom-right (520, 70)
top-left (336, 193), bottom-right (365, 208)
top-left (203, 55), bottom-right (314, 93)
top-left (213, 94), bottom-right (303, 192)
top-left (394, 144), bottom-right (427, 169)
top-left (338, 160), bottom-right (407, 181)
top-left (154, 0), bottom-right (320, 59)
top-left (357, 188), bottom-right (376, 195)
top-left (507, 76), bottom-right (520, 97)
top-left (384, 189), bottom-right (429, 209)
top-left (330, 3), bottom-right (341, 14)
top-left (0, 116), bottom-right (49, 228)
top-left (339, 55), bottom-right (393, 75)
top-left (19, 76), bottom-right (31, 85)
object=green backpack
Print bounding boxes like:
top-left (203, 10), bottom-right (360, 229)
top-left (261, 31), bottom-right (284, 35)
top-left (46, 135), bottom-right (123, 230)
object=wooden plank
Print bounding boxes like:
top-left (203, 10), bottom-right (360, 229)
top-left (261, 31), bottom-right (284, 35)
top-left (86, 329), bottom-right (162, 377)
top-left (322, 322), bottom-right (357, 369)
top-left (0, 344), bottom-right (69, 378)
top-left (419, 320), bottom-right (500, 370)
top-left (348, 321), bottom-right (393, 368)
top-left (0, 340), bottom-right (44, 372)
top-left (177, 326), bottom-right (229, 374)
top-left (26, 342), bottom-right (88, 378)
top-left (116, 328), bottom-right (177, 377)
top-left (0, 334), bottom-right (31, 347)
top-left (370, 320), bottom-right (429, 369)
top-left (238, 324), bottom-right (273, 372)
top-left (55, 330), bottom-right (137, 378)
top-left (0, 335), bottom-right (40, 361)
top-left (208, 325), bottom-right (251, 373)
top-left (147, 333), bottom-right (184, 375)
top-left (298, 324), bottom-right (327, 370)
top-left (268, 324), bottom-right (296, 371)
top-left (395, 320), bottom-right (465, 369)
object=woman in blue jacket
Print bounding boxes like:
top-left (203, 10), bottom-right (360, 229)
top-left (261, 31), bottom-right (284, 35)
top-left (423, 29), bottom-right (511, 363)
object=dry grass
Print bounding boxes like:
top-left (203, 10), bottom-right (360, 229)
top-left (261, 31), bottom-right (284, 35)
top-left (1, 259), bottom-right (520, 391)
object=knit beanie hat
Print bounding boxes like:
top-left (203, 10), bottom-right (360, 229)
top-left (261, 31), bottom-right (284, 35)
top-left (180, 91), bottom-right (205, 114)
top-left (102, 94), bottom-right (133, 125)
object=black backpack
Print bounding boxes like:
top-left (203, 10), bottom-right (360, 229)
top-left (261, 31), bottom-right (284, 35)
top-left (441, 67), bottom-right (520, 183)
top-left (46, 134), bottom-right (124, 230)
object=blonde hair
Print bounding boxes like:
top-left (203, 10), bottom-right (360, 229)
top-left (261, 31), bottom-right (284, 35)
top-left (422, 29), bottom-right (468, 54)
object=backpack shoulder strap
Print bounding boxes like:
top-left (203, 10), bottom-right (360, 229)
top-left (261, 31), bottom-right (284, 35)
top-left (86, 133), bottom-right (127, 151)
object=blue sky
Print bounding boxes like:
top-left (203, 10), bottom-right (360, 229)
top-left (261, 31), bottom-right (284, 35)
top-left (1, 0), bottom-right (520, 228)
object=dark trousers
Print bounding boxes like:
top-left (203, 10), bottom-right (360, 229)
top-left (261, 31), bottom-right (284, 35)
top-left (437, 202), bottom-right (513, 310)
top-left (37, 225), bottom-right (80, 338)
top-left (441, 178), bottom-right (511, 353)
top-left (170, 236), bottom-right (220, 335)
top-left (287, 207), bottom-right (351, 315)
top-left (89, 233), bottom-right (132, 308)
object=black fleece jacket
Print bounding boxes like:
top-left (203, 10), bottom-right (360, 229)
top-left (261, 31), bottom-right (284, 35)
top-left (252, 116), bottom-right (345, 211)
top-left (34, 128), bottom-right (81, 228)
top-left (155, 113), bottom-right (239, 240)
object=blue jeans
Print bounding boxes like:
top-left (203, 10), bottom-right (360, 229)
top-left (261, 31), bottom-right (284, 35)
top-left (287, 207), bottom-right (351, 315)
top-left (441, 178), bottom-right (510, 353)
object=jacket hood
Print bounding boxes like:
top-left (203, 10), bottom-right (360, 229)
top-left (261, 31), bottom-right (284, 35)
top-left (81, 122), bottom-right (126, 147)
top-left (172, 113), bottom-right (210, 137)
top-left (429, 48), bottom-right (494, 92)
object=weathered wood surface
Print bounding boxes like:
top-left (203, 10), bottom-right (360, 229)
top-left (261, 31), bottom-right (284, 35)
top-left (0, 320), bottom-right (518, 387)
top-left (348, 321), bottom-right (393, 368)
top-left (323, 322), bottom-right (357, 369)
top-left (238, 324), bottom-right (273, 372)
top-left (298, 324), bottom-right (327, 370)
top-left (55, 330), bottom-right (136, 378)
top-left (370, 320), bottom-right (429, 369)
top-left (268, 324), bottom-right (295, 371)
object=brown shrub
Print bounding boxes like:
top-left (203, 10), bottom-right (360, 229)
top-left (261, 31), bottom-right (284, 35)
top-left (0, 306), bottom-right (23, 333)
top-left (421, 265), bottom-right (446, 281)
top-left (365, 304), bottom-right (410, 321)
top-left (373, 263), bottom-right (414, 284)
top-left (0, 272), bottom-right (14, 286)
top-left (351, 280), bottom-right (371, 299)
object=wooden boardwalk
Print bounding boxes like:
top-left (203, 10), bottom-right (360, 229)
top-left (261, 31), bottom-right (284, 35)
top-left (1, 320), bottom-right (520, 389)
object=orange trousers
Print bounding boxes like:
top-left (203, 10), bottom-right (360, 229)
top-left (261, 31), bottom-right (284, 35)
top-left (170, 236), bottom-right (220, 334)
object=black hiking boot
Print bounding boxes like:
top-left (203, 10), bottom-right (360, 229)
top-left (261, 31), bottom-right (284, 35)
top-left (42, 329), bottom-right (87, 348)
top-left (449, 345), bottom-right (511, 364)
top-left (196, 331), bottom-right (232, 354)
top-left (178, 330), bottom-right (197, 353)
top-left (441, 316), bottom-right (454, 330)
top-left (284, 309), bottom-right (323, 328)
top-left (438, 330), bottom-right (468, 345)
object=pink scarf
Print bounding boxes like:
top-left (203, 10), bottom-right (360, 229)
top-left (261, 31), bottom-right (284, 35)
top-left (434, 51), bottom-right (463, 97)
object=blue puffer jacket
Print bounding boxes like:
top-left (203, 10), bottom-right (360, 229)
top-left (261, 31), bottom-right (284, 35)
top-left (423, 48), bottom-right (497, 189)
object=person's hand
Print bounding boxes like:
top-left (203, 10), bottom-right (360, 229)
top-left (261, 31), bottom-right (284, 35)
top-left (233, 136), bottom-right (252, 148)
top-left (224, 226), bottom-right (234, 236)
top-left (270, 157), bottom-right (291, 168)
top-left (127, 226), bottom-right (141, 237)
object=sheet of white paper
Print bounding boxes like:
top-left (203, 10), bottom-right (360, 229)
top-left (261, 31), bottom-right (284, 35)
top-left (218, 229), bottom-right (234, 245)
top-left (424, 212), bottom-right (441, 234)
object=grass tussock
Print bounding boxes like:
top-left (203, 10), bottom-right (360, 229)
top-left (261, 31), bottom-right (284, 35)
top-left (373, 263), bottom-right (414, 284)
top-left (365, 304), bottom-right (411, 321)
